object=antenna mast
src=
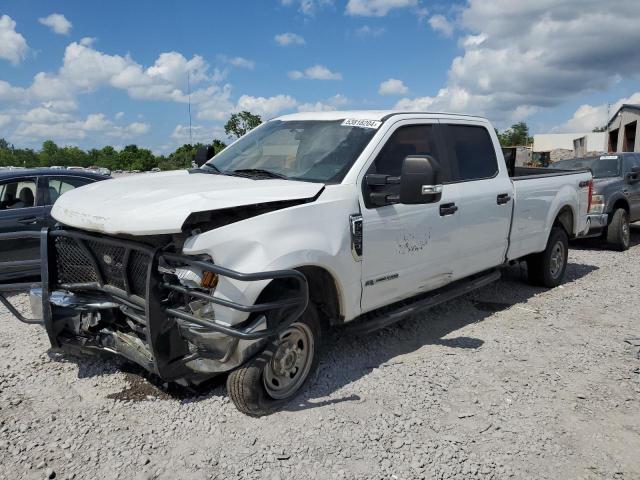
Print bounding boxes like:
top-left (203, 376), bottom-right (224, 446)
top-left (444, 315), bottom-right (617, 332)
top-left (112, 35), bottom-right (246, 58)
top-left (187, 70), bottom-right (193, 143)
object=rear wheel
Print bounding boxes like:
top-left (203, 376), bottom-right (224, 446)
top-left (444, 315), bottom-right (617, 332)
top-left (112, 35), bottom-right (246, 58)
top-left (526, 226), bottom-right (569, 288)
top-left (605, 208), bottom-right (630, 251)
top-left (226, 303), bottom-right (322, 416)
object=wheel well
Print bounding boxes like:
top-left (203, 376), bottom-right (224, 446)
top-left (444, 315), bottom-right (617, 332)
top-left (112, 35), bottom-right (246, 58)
top-left (612, 198), bottom-right (629, 213)
top-left (255, 266), bottom-right (342, 329)
top-left (554, 206), bottom-right (574, 236)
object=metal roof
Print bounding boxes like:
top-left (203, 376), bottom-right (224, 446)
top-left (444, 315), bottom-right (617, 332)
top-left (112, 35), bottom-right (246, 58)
top-left (607, 104), bottom-right (640, 127)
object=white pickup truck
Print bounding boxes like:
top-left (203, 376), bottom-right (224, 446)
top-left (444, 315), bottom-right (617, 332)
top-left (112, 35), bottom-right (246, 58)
top-left (0, 111), bottom-right (593, 416)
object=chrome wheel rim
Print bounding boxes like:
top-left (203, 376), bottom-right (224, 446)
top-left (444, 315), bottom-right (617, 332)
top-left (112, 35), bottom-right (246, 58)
top-left (263, 323), bottom-right (314, 400)
top-left (622, 213), bottom-right (630, 246)
top-left (549, 240), bottom-right (565, 279)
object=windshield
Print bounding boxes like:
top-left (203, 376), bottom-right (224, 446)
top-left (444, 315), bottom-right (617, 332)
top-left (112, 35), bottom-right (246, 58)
top-left (551, 156), bottom-right (622, 179)
top-left (205, 120), bottom-right (378, 183)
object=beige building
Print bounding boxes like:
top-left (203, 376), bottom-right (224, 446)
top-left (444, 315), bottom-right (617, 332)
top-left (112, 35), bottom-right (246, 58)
top-left (607, 104), bottom-right (640, 152)
top-left (533, 132), bottom-right (606, 163)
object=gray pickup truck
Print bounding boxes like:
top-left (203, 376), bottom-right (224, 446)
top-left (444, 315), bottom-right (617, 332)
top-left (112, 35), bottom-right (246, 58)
top-left (552, 153), bottom-right (640, 250)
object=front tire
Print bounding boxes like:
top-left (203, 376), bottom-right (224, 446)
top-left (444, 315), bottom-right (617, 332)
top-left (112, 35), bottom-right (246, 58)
top-left (605, 208), bottom-right (630, 251)
top-left (226, 303), bottom-right (322, 416)
top-left (526, 226), bottom-right (569, 288)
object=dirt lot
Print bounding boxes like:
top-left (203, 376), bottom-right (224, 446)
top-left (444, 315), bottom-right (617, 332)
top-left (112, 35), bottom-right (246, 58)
top-left (1, 229), bottom-right (640, 480)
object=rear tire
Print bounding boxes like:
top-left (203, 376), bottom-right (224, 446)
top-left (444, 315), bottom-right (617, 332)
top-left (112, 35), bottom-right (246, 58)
top-left (605, 208), bottom-right (630, 251)
top-left (526, 226), bottom-right (569, 288)
top-left (226, 303), bottom-right (322, 416)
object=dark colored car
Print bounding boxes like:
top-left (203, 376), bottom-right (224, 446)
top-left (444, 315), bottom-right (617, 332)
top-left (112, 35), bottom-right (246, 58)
top-left (551, 153), bottom-right (640, 250)
top-left (0, 169), bottom-right (108, 281)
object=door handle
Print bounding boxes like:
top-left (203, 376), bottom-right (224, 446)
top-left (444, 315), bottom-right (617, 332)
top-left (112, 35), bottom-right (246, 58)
top-left (17, 216), bottom-right (38, 225)
top-left (439, 203), bottom-right (458, 216)
top-left (497, 193), bottom-right (512, 205)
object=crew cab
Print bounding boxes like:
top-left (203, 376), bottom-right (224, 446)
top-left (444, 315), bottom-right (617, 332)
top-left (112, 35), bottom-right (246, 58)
top-left (551, 153), bottom-right (640, 250)
top-left (0, 111), bottom-right (592, 416)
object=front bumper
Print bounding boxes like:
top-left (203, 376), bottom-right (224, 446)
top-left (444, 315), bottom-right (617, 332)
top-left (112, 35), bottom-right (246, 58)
top-left (0, 228), bottom-right (308, 382)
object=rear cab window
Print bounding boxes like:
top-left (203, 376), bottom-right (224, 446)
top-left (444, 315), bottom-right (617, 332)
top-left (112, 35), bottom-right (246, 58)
top-left (442, 124), bottom-right (499, 182)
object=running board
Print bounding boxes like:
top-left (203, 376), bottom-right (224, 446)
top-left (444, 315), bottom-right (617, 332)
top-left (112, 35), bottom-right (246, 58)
top-left (348, 270), bottom-right (501, 334)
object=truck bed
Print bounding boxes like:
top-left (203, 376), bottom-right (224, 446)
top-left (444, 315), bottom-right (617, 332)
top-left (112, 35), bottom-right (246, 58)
top-left (506, 168), bottom-right (591, 261)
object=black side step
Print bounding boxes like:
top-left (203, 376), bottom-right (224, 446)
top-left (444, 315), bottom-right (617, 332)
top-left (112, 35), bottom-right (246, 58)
top-left (348, 269), bottom-right (501, 334)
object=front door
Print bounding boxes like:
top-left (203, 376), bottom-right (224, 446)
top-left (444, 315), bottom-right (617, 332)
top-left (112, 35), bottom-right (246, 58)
top-left (359, 120), bottom-right (459, 313)
top-left (0, 176), bottom-right (46, 281)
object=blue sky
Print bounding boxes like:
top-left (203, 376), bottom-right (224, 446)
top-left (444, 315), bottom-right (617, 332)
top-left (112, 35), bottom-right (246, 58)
top-left (1, 0), bottom-right (639, 153)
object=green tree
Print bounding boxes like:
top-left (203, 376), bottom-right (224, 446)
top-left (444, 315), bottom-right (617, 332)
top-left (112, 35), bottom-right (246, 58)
top-left (224, 111), bottom-right (262, 138)
top-left (212, 139), bottom-right (227, 154)
top-left (497, 122), bottom-right (533, 147)
top-left (592, 125), bottom-right (607, 132)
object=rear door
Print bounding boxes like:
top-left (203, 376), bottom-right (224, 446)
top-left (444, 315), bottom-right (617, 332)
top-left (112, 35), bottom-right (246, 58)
top-left (439, 122), bottom-right (513, 277)
top-left (359, 120), bottom-right (460, 313)
top-left (0, 176), bottom-right (46, 281)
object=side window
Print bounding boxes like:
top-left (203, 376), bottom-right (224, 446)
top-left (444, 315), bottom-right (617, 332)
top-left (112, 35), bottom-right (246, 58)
top-left (46, 177), bottom-right (93, 205)
top-left (0, 179), bottom-right (37, 210)
top-left (626, 154), bottom-right (640, 171)
top-left (370, 125), bottom-right (442, 177)
top-left (446, 125), bottom-right (498, 182)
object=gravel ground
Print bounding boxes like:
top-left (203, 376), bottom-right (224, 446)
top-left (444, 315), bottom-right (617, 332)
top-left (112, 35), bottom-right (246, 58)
top-left (1, 228), bottom-right (640, 480)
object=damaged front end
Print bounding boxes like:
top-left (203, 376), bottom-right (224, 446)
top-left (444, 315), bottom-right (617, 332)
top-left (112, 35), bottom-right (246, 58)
top-left (0, 228), bottom-right (308, 384)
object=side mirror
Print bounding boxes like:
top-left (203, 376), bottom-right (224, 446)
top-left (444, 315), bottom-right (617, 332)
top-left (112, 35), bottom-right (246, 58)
top-left (399, 155), bottom-right (442, 204)
top-left (194, 145), bottom-right (216, 168)
top-left (627, 166), bottom-right (640, 183)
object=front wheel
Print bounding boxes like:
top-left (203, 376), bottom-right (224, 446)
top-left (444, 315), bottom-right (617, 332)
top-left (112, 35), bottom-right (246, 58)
top-left (226, 303), bottom-right (322, 416)
top-left (526, 226), bottom-right (569, 288)
top-left (605, 208), bottom-right (630, 251)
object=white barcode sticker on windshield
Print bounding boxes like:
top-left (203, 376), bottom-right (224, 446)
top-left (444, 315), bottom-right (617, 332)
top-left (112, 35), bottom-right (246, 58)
top-left (341, 118), bottom-right (382, 129)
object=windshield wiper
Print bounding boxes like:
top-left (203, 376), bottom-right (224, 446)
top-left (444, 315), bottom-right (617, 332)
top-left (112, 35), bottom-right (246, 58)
top-left (201, 163), bottom-right (221, 173)
top-left (229, 169), bottom-right (288, 180)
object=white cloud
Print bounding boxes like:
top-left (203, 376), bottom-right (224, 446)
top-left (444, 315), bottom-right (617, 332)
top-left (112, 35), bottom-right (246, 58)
top-left (194, 84), bottom-right (235, 121)
top-left (346, 0), bottom-right (417, 17)
top-left (281, 0), bottom-right (334, 16)
top-left (0, 80), bottom-right (27, 101)
top-left (428, 14), bottom-right (453, 37)
top-left (0, 15), bottom-right (28, 65)
top-left (220, 55), bottom-right (255, 70)
top-left (125, 122), bottom-right (150, 136)
top-left (115, 112), bottom-right (124, 120)
top-left (355, 25), bottom-right (385, 37)
top-left (298, 94), bottom-right (349, 112)
top-left (170, 124), bottom-right (226, 144)
top-left (235, 94), bottom-right (298, 118)
top-left (38, 13), bottom-right (72, 35)
top-left (552, 92), bottom-right (640, 133)
top-left (378, 78), bottom-right (408, 96)
top-left (0, 114), bottom-right (12, 128)
top-left (288, 64), bottom-right (342, 80)
top-left (275, 32), bottom-right (306, 46)
top-left (396, 0), bottom-right (640, 126)
top-left (11, 102), bottom-right (150, 143)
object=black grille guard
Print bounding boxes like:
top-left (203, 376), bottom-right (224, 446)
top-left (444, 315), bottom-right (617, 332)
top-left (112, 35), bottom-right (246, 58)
top-left (0, 228), bottom-right (309, 378)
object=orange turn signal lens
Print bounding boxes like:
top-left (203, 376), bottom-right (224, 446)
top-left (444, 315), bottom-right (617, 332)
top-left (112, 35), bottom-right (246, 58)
top-left (200, 271), bottom-right (218, 289)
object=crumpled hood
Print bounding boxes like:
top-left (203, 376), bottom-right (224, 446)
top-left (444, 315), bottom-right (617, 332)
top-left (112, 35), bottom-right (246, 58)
top-left (52, 170), bottom-right (324, 235)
